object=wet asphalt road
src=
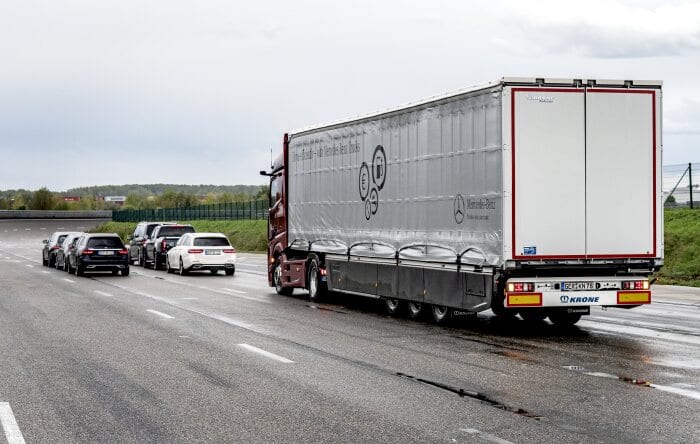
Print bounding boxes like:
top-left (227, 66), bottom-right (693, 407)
top-left (0, 219), bottom-right (698, 443)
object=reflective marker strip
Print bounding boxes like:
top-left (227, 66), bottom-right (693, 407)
top-left (506, 293), bottom-right (542, 307)
top-left (0, 402), bottom-right (26, 444)
top-left (238, 344), bottom-right (294, 363)
top-left (617, 291), bottom-right (651, 304)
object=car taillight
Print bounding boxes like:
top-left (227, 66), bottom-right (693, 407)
top-left (51, 245), bottom-right (61, 250)
top-left (118, 249), bottom-right (129, 255)
top-left (223, 248), bottom-right (236, 253)
top-left (622, 280), bottom-right (649, 290)
top-left (162, 240), bottom-right (168, 251)
top-left (82, 249), bottom-right (94, 256)
top-left (507, 282), bottom-right (534, 292)
top-left (188, 249), bottom-right (203, 254)
top-left (142, 238), bottom-right (149, 245)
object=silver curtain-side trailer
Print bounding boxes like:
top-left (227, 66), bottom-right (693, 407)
top-left (279, 77), bottom-right (662, 323)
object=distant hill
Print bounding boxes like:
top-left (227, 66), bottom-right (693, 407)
top-left (60, 184), bottom-right (266, 197)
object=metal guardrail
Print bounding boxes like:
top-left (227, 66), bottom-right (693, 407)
top-left (0, 210), bottom-right (112, 219)
top-left (112, 199), bottom-right (268, 222)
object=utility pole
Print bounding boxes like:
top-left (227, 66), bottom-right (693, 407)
top-left (690, 163), bottom-right (694, 209)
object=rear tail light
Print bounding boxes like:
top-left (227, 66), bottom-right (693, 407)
top-left (507, 282), bottom-right (534, 292)
top-left (188, 249), bottom-right (203, 254)
top-left (162, 240), bottom-right (168, 251)
top-left (223, 248), bottom-right (236, 253)
top-left (82, 249), bottom-right (94, 256)
top-left (51, 245), bottom-right (61, 250)
top-left (622, 280), bottom-right (649, 290)
top-left (320, 268), bottom-right (328, 276)
top-left (142, 238), bottom-right (149, 245)
top-left (118, 249), bottom-right (129, 255)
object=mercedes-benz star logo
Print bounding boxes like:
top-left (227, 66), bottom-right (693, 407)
top-left (454, 194), bottom-right (465, 224)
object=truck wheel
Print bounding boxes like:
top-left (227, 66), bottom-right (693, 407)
top-left (519, 309), bottom-right (547, 322)
top-left (407, 301), bottom-right (424, 319)
top-left (308, 258), bottom-right (327, 302)
top-left (431, 305), bottom-right (452, 324)
top-left (274, 259), bottom-right (294, 296)
top-left (384, 298), bottom-right (403, 316)
top-left (548, 310), bottom-right (582, 327)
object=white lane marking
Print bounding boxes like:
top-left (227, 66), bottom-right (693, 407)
top-left (103, 282), bottom-right (267, 334)
top-left (57, 227), bottom-right (65, 230)
top-left (0, 402), bottom-right (26, 444)
top-left (147, 309), bottom-right (174, 319)
top-left (181, 297), bottom-right (199, 300)
top-left (94, 290), bottom-right (113, 297)
top-left (25, 264), bottom-right (33, 268)
top-left (221, 287), bottom-right (247, 294)
top-left (62, 278), bottom-right (75, 283)
top-left (460, 428), bottom-right (513, 444)
top-left (41, 271), bottom-right (50, 274)
top-left (24, 228), bottom-right (30, 231)
top-left (40, 228), bottom-right (46, 230)
top-left (649, 384), bottom-right (700, 401)
top-left (238, 344), bottom-right (294, 363)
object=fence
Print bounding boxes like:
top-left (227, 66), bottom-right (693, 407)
top-left (112, 199), bottom-right (268, 222)
top-left (664, 163), bottom-right (699, 209)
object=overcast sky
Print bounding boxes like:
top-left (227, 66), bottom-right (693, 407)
top-left (1, 0), bottom-right (698, 191)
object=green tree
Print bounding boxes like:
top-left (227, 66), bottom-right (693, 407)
top-left (30, 188), bottom-right (55, 210)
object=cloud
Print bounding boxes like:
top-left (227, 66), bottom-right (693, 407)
top-left (498, 1), bottom-right (700, 58)
top-left (666, 99), bottom-right (700, 134)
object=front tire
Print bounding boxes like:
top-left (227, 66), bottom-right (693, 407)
top-left (274, 259), bottom-right (293, 296)
top-left (307, 258), bottom-right (327, 302)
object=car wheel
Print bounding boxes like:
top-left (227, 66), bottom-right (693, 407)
top-left (384, 298), bottom-right (403, 316)
top-left (166, 255), bottom-right (173, 274)
top-left (63, 260), bottom-right (68, 272)
top-left (210, 269), bottom-right (218, 275)
top-left (121, 267), bottom-right (130, 276)
top-left (76, 265), bottom-right (85, 277)
top-left (431, 305), bottom-right (452, 324)
top-left (225, 266), bottom-right (235, 276)
top-left (407, 301), bottom-right (424, 320)
top-left (140, 249), bottom-right (146, 267)
top-left (42, 254), bottom-right (48, 266)
top-left (179, 258), bottom-right (188, 276)
top-left (274, 259), bottom-right (293, 296)
top-left (48, 254), bottom-right (55, 268)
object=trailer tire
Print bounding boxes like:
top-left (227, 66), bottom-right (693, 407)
top-left (308, 258), bottom-right (327, 302)
top-left (274, 259), bottom-right (294, 296)
top-left (490, 291), bottom-right (517, 320)
top-left (519, 309), bottom-right (547, 322)
top-left (407, 301), bottom-right (424, 320)
top-left (431, 305), bottom-right (452, 324)
top-left (548, 310), bottom-right (582, 327)
top-left (384, 298), bottom-right (403, 316)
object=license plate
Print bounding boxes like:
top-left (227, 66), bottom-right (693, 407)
top-left (561, 281), bottom-right (595, 291)
top-left (205, 250), bottom-right (221, 255)
top-left (98, 250), bottom-right (115, 256)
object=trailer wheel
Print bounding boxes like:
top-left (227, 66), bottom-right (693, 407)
top-left (519, 309), bottom-right (547, 322)
top-left (274, 259), bottom-right (294, 296)
top-left (308, 258), bottom-right (327, 302)
top-left (384, 298), bottom-right (403, 316)
top-left (407, 301), bottom-right (424, 319)
top-left (431, 305), bottom-right (452, 324)
top-left (548, 310), bottom-right (582, 327)
top-left (490, 291), bottom-right (517, 320)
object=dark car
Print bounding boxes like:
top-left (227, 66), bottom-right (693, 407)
top-left (55, 233), bottom-right (83, 271)
top-left (128, 221), bottom-right (177, 266)
top-left (144, 224), bottom-right (195, 270)
top-left (42, 231), bottom-right (81, 267)
top-left (67, 233), bottom-right (130, 276)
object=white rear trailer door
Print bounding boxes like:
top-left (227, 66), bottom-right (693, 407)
top-left (512, 89), bottom-right (586, 258)
top-left (585, 89), bottom-right (657, 257)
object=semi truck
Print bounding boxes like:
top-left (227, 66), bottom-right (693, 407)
top-left (260, 77), bottom-right (662, 326)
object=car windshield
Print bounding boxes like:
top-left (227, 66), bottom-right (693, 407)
top-left (158, 226), bottom-right (195, 237)
top-left (193, 237), bottom-right (230, 247)
top-left (87, 237), bottom-right (124, 249)
top-left (56, 235), bottom-right (68, 245)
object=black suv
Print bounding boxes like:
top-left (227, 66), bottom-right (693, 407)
top-left (128, 221), bottom-right (176, 265)
top-left (144, 224), bottom-right (196, 270)
top-left (67, 233), bottom-right (130, 276)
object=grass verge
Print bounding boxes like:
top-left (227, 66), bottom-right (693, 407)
top-left (91, 220), bottom-right (267, 252)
